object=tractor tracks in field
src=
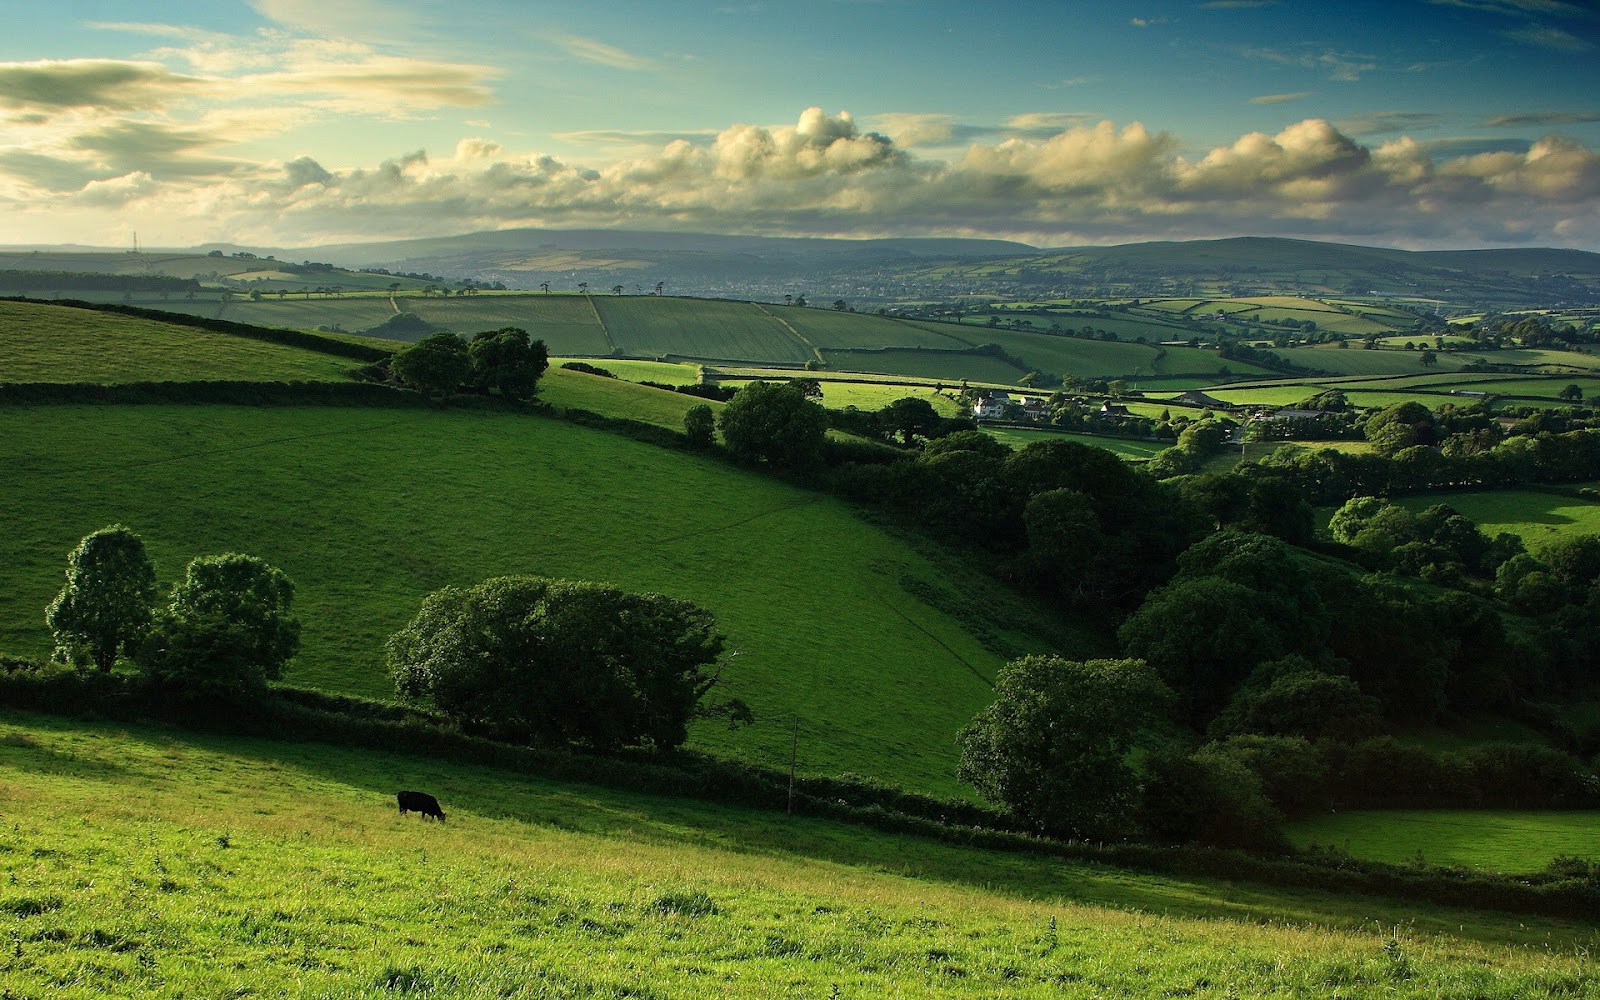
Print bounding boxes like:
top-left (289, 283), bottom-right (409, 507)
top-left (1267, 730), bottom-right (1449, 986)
top-left (875, 596), bottom-right (995, 691)
top-left (753, 303), bottom-right (826, 367)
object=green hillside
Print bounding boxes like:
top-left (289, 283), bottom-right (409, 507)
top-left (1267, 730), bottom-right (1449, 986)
top-left (0, 300), bottom-right (358, 383)
top-left (0, 400), bottom-right (1070, 796)
top-left (593, 296), bottom-right (812, 363)
top-left (4, 713), bottom-right (1589, 998)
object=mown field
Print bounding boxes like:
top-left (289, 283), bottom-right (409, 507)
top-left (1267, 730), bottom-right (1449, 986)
top-left (1287, 810), bottom-right (1600, 873)
top-left (1394, 489), bottom-right (1600, 545)
top-left (0, 400), bottom-right (1059, 796)
top-left (0, 301), bottom-right (356, 383)
top-left (594, 297), bottom-right (811, 364)
top-left (2, 713), bottom-right (1595, 999)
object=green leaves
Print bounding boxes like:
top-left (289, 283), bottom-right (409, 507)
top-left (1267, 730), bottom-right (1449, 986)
top-left (45, 525), bottom-right (157, 672)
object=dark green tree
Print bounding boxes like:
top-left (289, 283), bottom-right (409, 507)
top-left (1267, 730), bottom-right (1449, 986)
top-left (388, 576), bottom-right (727, 750)
top-left (957, 656), bottom-right (1171, 839)
top-left (135, 553), bottom-right (300, 699)
top-left (683, 403), bottom-right (716, 448)
top-left (390, 331), bottom-right (471, 398)
top-left (468, 327), bottom-right (549, 399)
top-left (877, 396), bottom-right (943, 446)
top-left (46, 525), bottom-right (158, 671)
top-left (717, 381), bottom-right (828, 468)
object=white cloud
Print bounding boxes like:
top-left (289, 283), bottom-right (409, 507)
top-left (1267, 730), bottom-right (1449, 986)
top-left (544, 34), bottom-right (658, 71)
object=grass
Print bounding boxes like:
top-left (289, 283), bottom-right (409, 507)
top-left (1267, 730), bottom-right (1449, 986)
top-left (539, 367), bottom-right (722, 431)
top-left (0, 402), bottom-right (1060, 796)
top-left (822, 349), bottom-right (1027, 383)
top-left (594, 296), bottom-right (812, 364)
top-left (1, 712), bottom-right (1596, 999)
top-left (1393, 489), bottom-right (1600, 545)
top-left (979, 428), bottom-right (1168, 460)
top-left (777, 309), bottom-right (972, 350)
top-left (1286, 810), bottom-right (1600, 873)
top-left (559, 358), bottom-right (703, 384)
top-left (0, 300), bottom-right (357, 383)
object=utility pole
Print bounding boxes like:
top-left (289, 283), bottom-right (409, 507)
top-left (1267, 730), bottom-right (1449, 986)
top-left (787, 715), bottom-right (800, 815)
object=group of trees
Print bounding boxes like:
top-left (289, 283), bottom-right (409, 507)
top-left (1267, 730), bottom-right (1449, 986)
top-left (389, 328), bottom-right (549, 401)
top-left (44, 526), bottom-right (299, 699)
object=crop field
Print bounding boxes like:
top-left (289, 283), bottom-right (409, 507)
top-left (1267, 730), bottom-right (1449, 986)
top-left (0, 403), bottom-right (1050, 795)
top-left (777, 309), bottom-right (972, 351)
top-left (1271, 347), bottom-right (1478, 375)
top-left (3, 714), bottom-right (1594, 998)
top-left (594, 297), bottom-right (811, 364)
top-left (979, 428), bottom-right (1167, 460)
top-left (1393, 489), bottom-right (1600, 545)
top-left (1286, 810), bottom-right (1600, 873)
top-left (0, 301), bottom-right (355, 383)
top-left (822, 349), bottom-right (1026, 383)
top-left (404, 296), bottom-right (613, 353)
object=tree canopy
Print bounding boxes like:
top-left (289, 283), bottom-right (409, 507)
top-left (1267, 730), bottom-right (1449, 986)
top-left (390, 331), bottom-right (471, 398)
top-left (717, 381), bottom-right (829, 468)
top-left (388, 576), bottom-right (727, 750)
top-left (468, 327), bottom-right (549, 399)
top-left (46, 524), bottom-right (158, 672)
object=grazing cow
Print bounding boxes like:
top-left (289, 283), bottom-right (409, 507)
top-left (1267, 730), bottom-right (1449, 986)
top-left (396, 790), bottom-right (446, 822)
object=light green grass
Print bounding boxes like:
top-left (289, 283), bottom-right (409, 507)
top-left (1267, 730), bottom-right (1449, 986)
top-left (539, 367), bottom-right (720, 430)
top-left (1393, 490), bottom-right (1600, 545)
top-left (979, 428), bottom-right (1168, 460)
top-left (822, 349), bottom-right (1028, 383)
top-left (1, 712), bottom-right (1595, 999)
top-left (0, 403), bottom-right (1051, 795)
top-left (1287, 810), bottom-right (1600, 873)
top-left (595, 297), bottom-right (811, 363)
top-left (558, 358), bottom-right (702, 384)
top-left (0, 300), bottom-right (356, 383)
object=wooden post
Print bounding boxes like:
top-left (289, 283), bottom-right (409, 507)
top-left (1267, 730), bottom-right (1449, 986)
top-left (787, 715), bottom-right (800, 815)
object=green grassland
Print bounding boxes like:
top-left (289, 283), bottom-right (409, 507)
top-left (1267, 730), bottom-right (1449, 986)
top-left (1271, 347), bottom-right (1479, 375)
top-left (560, 358), bottom-right (703, 383)
top-left (0, 300), bottom-right (356, 383)
top-left (777, 309), bottom-right (971, 350)
top-left (1394, 489), bottom-right (1600, 545)
top-left (822, 349), bottom-right (1026, 383)
top-left (1287, 810), bottom-right (1600, 873)
top-left (0, 402), bottom-right (1056, 796)
top-left (979, 428), bottom-right (1168, 460)
top-left (594, 297), bottom-right (812, 364)
top-left (2, 713), bottom-right (1595, 999)
top-left (406, 295), bottom-right (612, 353)
top-left (539, 368), bottom-right (723, 430)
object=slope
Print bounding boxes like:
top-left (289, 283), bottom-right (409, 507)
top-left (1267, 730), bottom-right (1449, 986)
top-left (0, 402), bottom-right (1055, 795)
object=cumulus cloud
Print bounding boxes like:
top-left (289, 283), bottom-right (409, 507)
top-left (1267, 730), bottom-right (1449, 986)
top-left (5, 107), bottom-right (1599, 249)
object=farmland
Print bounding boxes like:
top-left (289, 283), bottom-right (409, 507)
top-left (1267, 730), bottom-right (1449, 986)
top-left (0, 399), bottom-right (1067, 796)
top-left (594, 296), bottom-right (812, 363)
top-left (1287, 810), bottom-right (1600, 873)
top-left (2, 712), bottom-right (1595, 999)
top-left (0, 300), bottom-right (356, 383)
top-left (1393, 488), bottom-right (1600, 545)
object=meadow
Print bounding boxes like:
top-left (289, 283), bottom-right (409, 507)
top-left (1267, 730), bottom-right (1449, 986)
top-left (0, 399), bottom-right (1058, 796)
top-left (593, 297), bottom-right (812, 364)
top-left (1393, 489), bottom-right (1600, 545)
top-left (978, 428), bottom-right (1167, 460)
top-left (2, 712), bottom-right (1596, 999)
top-left (0, 301), bottom-right (356, 383)
top-left (1287, 810), bottom-right (1600, 873)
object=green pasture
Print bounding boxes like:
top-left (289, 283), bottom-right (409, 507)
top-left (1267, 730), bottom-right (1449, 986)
top-left (0, 403), bottom-right (1054, 795)
top-left (1287, 810), bottom-right (1600, 873)
top-left (2, 714), bottom-right (1593, 998)
top-left (1393, 489), bottom-right (1600, 545)
top-left (595, 296), bottom-right (811, 364)
top-left (0, 300), bottom-right (355, 383)
top-left (559, 358), bottom-right (703, 384)
top-left (979, 427), bottom-right (1168, 460)
top-left (778, 309), bottom-right (971, 351)
top-left (539, 367), bottom-right (722, 431)
top-left (1271, 346), bottom-right (1477, 376)
top-left (822, 349), bottom-right (1027, 383)
top-left (811, 382), bottom-right (959, 414)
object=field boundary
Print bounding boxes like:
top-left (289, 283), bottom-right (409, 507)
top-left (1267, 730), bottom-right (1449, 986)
top-left (753, 302), bottom-right (826, 366)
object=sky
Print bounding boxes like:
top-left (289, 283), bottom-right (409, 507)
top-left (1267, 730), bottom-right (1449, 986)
top-left (1, 0), bottom-right (1597, 251)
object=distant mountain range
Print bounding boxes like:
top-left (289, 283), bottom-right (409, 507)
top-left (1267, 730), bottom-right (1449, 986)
top-left (6, 230), bottom-right (1598, 306)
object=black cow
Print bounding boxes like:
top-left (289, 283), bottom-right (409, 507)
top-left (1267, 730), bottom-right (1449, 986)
top-left (396, 790), bottom-right (446, 822)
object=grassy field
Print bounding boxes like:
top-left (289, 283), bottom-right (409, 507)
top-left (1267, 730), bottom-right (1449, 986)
top-left (0, 402), bottom-right (1063, 796)
top-left (1287, 810), bottom-right (1600, 873)
top-left (1, 713), bottom-right (1595, 999)
top-left (822, 349), bottom-right (1027, 383)
top-left (778, 309), bottom-right (972, 351)
top-left (0, 301), bottom-right (357, 383)
top-left (1393, 489), bottom-right (1600, 545)
top-left (979, 428), bottom-right (1168, 460)
top-left (595, 297), bottom-right (811, 364)
top-left (559, 358), bottom-right (703, 384)
top-left (539, 367), bottom-right (723, 430)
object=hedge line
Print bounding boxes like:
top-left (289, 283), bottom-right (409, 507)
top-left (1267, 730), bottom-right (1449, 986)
top-left (2, 663), bottom-right (1596, 922)
top-left (2, 297), bottom-right (393, 362)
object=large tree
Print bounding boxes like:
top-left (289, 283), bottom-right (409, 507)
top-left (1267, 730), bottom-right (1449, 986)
top-left (135, 553), bottom-right (300, 699)
top-left (390, 331), bottom-right (471, 398)
top-left (717, 381), bottom-right (828, 468)
top-left (468, 327), bottom-right (549, 400)
top-left (46, 525), bottom-right (158, 671)
top-left (877, 396), bottom-right (943, 447)
top-left (388, 576), bottom-right (727, 750)
top-left (957, 655), bottom-right (1171, 839)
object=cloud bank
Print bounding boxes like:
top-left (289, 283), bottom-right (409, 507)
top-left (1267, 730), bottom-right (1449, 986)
top-left (2, 95), bottom-right (1597, 249)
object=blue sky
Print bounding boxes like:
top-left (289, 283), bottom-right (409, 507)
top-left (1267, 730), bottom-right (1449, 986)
top-left (1, 0), bottom-right (1596, 248)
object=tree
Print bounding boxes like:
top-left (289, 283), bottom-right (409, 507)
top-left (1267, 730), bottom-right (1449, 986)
top-left (683, 403), bottom-right (715, 448)
top-left (46, 525), bottom-right (158, 671)
top-left (654, 281), bottom-right (665, 296)
top-left (388, 576), bottom-right (726, 750)
top-left (1419, 348), bottom-right (1438, 367)
top-left (832, 299), bottom-right (848, 312)
top-left (877, 396), bottom-right (942, 446)
top-left (577, 282), bottom-right (589, 295)
top-left (1559, 384), bottom-right (1583, 403)
top-left (540, 282), bottom-right (550, 294)
top-left (717, 381), bottom-right (828, 468)
top-left (135, 553), bottom-right (300, 699)
top-left (611, 285), bottom-right (624, 295)
top-left (957, 656), bottom-right (1171, 839)
top-left (390, 331), bottom-right (471, 399)
top-left (468, 327), bottom-right (549, 400)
